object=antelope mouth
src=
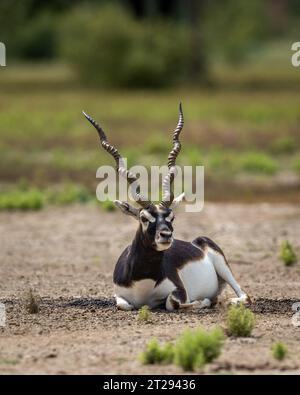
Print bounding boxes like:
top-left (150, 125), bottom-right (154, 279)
top-left (156, 236), bottom-right (173, 246)
top-left (154, 237), bottom-right (173, 251)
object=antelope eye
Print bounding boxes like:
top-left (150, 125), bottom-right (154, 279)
top-left (165, 213), bottom-right (174, 222)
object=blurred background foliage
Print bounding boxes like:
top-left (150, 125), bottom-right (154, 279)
top-left (1, 0), bottom-right (300, 86)
top-left (0, 0), bottom-right (300, 208)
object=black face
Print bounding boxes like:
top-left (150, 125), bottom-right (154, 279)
top-left (139, 206), bottom-right (175, 251)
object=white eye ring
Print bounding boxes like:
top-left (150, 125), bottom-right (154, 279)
top-left (165, 213), bottom-right (174, 222)
top-left (140, 210), bottom-right (155, 223)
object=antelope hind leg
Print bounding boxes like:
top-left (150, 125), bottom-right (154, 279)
top-left (209, 249), bottom-right (251, 305)
top-left (181, 298), bottom-right (212, 309)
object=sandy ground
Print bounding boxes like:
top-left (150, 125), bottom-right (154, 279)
top-left (0, 203), bottom-right (300, 375)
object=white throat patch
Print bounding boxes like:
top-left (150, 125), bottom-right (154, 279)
top-left (140, 210), bottom-right (155, 223)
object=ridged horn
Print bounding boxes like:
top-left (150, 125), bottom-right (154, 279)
top-left (83, 111), bottom-right (154, 210)
top-left (159, 103), bottom-right (184, 209)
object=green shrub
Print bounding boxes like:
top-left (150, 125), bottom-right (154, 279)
top-left (0, 188), bottom-right (44, 210)
top-left (48, 183), bottom-right (91, 206)
top-left (226, 304), bottom-right (255, 337)
top-left (174, 327), bottom-right (224, 371)
top-left (0, 183), bottom-right (94, 211)
top-left (46, 183), bottom-right (92, 205)
top-left (140, 339), bottom-right (162, 365)
top-left (161, 342), bottom-right (175, 364)
top-left (139, 339), bottom-right (174, 365)
top-left (238, 152), bottom-right (278, 175)
top-left (279, 241), bottom-right (297, 266)
top-left (271, 342), bottom-right (288, 361)
top-left (138, 305), bottom-right (151, 322)
top-left (122, 148), bottom-right (141, 169)
top-left (145, 136), bottom-right (170, 155)
top-left (59, 5), bottom-right (189, 88)
top-left (184, 147), bottom-right (203, 167)
top-left (101, 200), bottom-right (116, 212)
top-left (294, 157), bottom-right (300, 173)
top-left (175, 343), bottom-right (205, 371)
top-left (140, 327), bottom-right (224, 371)
top-left (206, 149), bottom-right (235, 173)
top-left (270, 137), bottom-right (297, 155)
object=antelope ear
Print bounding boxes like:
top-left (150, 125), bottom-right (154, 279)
top-left (170, 193), bottom-right (185, 210)
top-left (114, 200), bottom-right (140, 219)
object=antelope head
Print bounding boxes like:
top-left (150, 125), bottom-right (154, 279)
top-left (83, 104), bottom-right (185, 251)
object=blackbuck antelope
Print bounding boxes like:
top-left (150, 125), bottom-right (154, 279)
top-left (83, 105), bottom-right (251, 311)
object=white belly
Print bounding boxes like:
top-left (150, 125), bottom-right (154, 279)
top-left (115, 278), bottom-right (175, 309)
top-left (178, 256), bottom-right (219, 302)
top-left (115, 255), bottom-right (219, 308)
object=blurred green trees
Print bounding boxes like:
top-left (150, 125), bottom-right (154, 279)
top-left (1, 0), bottom-right (300, 87)
top-left (202, 0), bottom-right (267, 64)
top-left (59, 5), bottom-right (189, 88)
top-left (0, 0), bottom-right (58, 59)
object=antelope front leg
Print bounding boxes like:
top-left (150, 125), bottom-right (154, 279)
top-left (166, 270), bottom-right (213, 311)
top-left (166, 287), bottom-right (186, 311)
top-left (164, 273), bottom-right (192, 311)
top-left (166, 288), bottom-right (212, 311)
top-left (115, 295), bottom-right (134, 311)
top-left (180, 298), bottom-right (212, 309)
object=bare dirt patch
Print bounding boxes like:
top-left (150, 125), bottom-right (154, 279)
top-left (0, 203), bottom-right (300, 374)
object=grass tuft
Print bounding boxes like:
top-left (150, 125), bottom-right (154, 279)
top-left (0, 359), bottom-right (19, 365)
top-left (272, 341), bottom-right (288, 361)
top-left (137, 305), bottom-right (151, 322)
top-left (144, 136), bottom-right (170, 155)
top-left (0, 188), bottom-right (44, 210)
top-left (294, 157), bottom-right (300, 173)
top-left (46, 183), bottom-right (92, 205)
top-left (101, 200), bottom-right (116, 212)
top-left (26, 289), bottom-right (40, 314)
top-left (139, 338), bottom-right (174, 365)
top-left (173, 327), bottom-right (224, 371)
top-left (238, 152), bottom-right (278, 175)
top-left (270, 137), bottom-right (297, 155)
top-left (226, 304), bottom-right (255, 337)
top-left (279, 240), bottom-right (297, 266)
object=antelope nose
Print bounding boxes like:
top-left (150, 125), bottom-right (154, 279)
top-left (159, 230), bottom-right (172, 238)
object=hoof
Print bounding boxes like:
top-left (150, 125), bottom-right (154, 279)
top-left (229, 294), bottom-right (251, 306)
top-left (115, 296), bottom-right (134, 311)
top-left (199, 298), bottom-right (212, 309)
top-left (117, 304), bottom-right (134, 311)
